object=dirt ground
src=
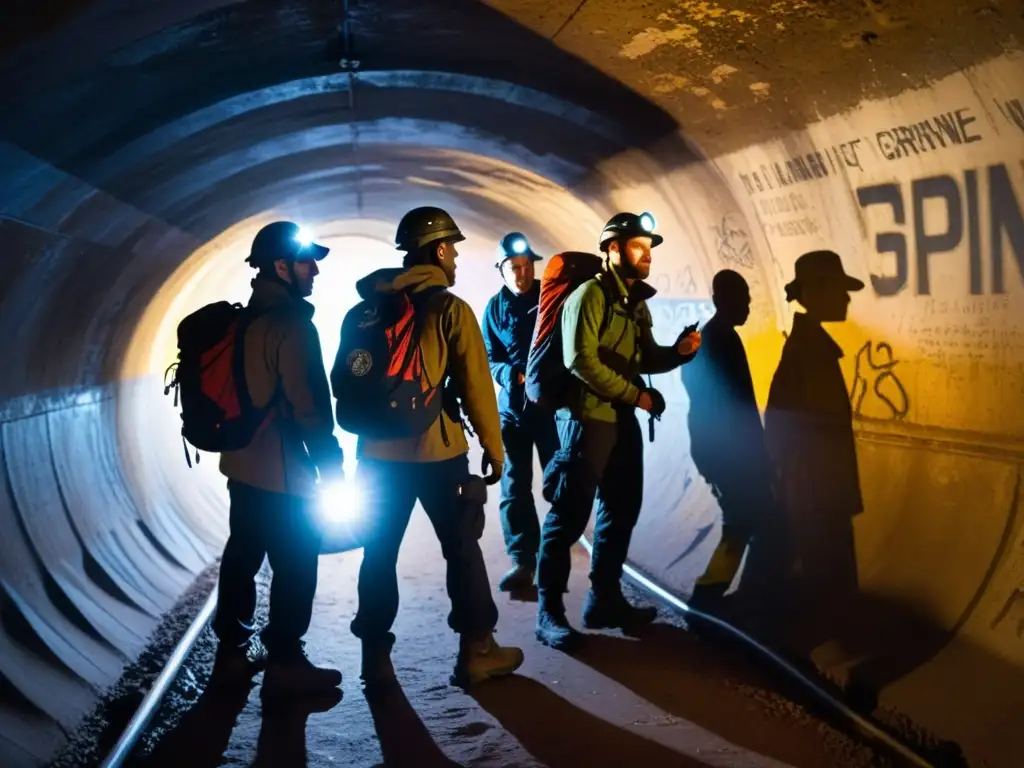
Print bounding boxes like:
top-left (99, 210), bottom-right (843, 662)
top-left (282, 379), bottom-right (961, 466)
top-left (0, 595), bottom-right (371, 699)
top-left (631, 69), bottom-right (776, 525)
top-left (119, 499), bottom-right (903, 768)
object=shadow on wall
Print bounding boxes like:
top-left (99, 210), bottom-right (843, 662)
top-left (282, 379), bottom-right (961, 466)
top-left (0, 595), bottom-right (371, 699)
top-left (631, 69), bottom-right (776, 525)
top-left (764, 250), bottom-right (866, 621)
top-left (688, 250), bottom-right (1024, 765)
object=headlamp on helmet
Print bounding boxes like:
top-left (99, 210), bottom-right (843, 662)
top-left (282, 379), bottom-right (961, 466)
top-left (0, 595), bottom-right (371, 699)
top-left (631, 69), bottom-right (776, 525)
top-left (511, 237), bottom-right (528, 255)
top-left (598, 211), bottom-right (664, 251)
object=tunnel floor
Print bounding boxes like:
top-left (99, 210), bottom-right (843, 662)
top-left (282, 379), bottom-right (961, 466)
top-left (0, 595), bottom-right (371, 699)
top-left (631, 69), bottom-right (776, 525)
top-left (91, 495), bottom-right (899, 768)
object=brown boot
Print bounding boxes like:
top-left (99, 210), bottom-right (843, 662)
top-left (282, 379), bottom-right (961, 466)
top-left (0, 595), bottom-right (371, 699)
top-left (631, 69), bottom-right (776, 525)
top-left (450, 634), bottom-right (524, 688)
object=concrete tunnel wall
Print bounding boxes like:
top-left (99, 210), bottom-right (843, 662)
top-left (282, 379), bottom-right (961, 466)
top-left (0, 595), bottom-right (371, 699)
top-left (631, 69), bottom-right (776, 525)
top-left (0, 2), bottom-right (1022, 766)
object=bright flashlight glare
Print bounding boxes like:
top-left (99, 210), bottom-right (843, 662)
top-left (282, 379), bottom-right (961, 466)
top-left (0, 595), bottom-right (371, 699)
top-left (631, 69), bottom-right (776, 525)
top-left (639, 213), bottom-right (656, 232)
top-left (511, 237), bottom-right (528, 254)
top-left (294, 228), bottom-right (314, 247)
top-left (317, 480), bottom-right (362, 525)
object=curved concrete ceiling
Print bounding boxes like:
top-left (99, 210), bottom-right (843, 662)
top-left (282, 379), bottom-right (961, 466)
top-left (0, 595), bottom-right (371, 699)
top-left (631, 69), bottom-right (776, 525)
top-left (1, 2), bottom-right (1022, 766)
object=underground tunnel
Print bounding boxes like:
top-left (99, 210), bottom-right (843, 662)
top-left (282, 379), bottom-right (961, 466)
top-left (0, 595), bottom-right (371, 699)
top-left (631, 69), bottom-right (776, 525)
top-left (1, 1), bottom-right (1023, 766)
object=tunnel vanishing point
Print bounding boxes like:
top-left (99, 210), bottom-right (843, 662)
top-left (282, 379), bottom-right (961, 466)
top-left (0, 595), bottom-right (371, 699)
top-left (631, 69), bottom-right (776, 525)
top-left (1, 1), bottom-right (1023, 766)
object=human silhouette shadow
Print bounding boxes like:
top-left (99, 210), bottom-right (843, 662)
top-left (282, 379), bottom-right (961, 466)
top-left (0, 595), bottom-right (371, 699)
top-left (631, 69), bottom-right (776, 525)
top-left (364, 682), bottom-right (463, 767)
top-left (251, 688), bottom-right (343, 767)
top-left (763, 250), bottom-right (865, 644)
top-left (131, 672), bottom-right (253, 767)
top-left (680, 270), bottom-right (787, 614)
top-left (470, 675), bottom-right (709, 767)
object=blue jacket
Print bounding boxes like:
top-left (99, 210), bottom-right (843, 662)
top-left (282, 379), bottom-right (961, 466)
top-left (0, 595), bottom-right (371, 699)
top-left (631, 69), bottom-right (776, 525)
top-left (482, 281), bottom-right (540, 417)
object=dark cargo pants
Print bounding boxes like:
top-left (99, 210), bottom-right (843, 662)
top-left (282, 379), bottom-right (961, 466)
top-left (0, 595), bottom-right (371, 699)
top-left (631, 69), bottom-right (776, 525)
top-left (536, 410), bottom-right (644, 603)
top-left (212, 481), bottom-right (322, 656)
top-left (350, 454), bottom-right (500, 643)
top-left (499, 403), bottom-right (559, 567)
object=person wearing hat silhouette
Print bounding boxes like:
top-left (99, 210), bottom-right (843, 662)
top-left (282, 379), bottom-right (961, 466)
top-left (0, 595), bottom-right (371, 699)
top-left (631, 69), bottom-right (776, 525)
top-left (764, 250), bottom-right (865, 622)
top-left (215, 221), bottom-right (344, 696)
top-left (482, 233), bottom-right (560, 592)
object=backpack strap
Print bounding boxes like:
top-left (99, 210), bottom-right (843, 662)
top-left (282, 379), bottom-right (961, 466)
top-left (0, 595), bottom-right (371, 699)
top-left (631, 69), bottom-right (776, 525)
top-left (581, 274), bottom-right (615, 340)
top-left (232, 304), bottom-right (280, 413)
top-left (410, 286), bottom-right (461, 447)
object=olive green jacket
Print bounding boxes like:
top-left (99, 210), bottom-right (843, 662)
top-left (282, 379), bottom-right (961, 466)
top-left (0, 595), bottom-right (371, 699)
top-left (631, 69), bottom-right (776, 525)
top-left (561, 262), bottom-right (694, 422)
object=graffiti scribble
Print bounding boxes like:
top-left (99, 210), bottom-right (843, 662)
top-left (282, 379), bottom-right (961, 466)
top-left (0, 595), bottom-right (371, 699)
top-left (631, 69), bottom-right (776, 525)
top-left (711, 214), bottom-right (755, 269)
top-left (849, 340), bottom-right (910, 421)
top-left (652, 265), bottom-right (698, 296)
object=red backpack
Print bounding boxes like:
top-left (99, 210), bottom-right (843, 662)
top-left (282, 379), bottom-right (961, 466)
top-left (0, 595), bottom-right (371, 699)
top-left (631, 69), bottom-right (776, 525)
top-left (164, 302), bottom-right (273, 466)
top-left (525, 252), bottom-right (608, 410)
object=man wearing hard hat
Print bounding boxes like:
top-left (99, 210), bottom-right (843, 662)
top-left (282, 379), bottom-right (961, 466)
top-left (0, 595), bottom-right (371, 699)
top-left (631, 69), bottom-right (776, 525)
top-left (482, 233), bottom-right (560, 592)
top-left (534, 212), bottom-right (703, 652)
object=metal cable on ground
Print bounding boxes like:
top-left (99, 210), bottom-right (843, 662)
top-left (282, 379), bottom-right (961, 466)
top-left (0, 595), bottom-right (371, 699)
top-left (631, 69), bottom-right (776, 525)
top-left (100, 587), bottom-right (219, 768)
top-left (576, 535), bottom-right (938, 768)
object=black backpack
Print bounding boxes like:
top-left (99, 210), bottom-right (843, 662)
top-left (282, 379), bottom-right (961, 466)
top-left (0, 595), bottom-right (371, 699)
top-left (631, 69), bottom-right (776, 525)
top-left (330, 286), bottom-right (451, 440)
top-left (164, 302), bottom-right (271, 466)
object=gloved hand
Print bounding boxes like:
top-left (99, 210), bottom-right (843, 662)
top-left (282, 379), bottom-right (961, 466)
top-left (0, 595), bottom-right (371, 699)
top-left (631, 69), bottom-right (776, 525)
top-left (677, 331), bottom-right (702, 357)
top-left (481, 451), bottom-right (503, 485)
top-left (644, 387), bottom-right (666, 417)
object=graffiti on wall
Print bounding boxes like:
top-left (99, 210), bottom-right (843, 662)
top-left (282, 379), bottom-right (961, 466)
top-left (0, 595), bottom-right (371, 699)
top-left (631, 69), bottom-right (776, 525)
top-left (733, 94), bottom-right (1024, 300)
top-left (993, 98), bottom-right (1023, 133)
top-left (737, 139), bottom-right (864, 195)
top-left (711, 213), bottom-right (755, 268)
top-left (648, 298), bottom-right (715, 332)
top-left (651, 265), bottom-right (699, 297)
top-left (735, 103), bottom-right (1005, 195)
top-left (895, 294), bottom-right (1020, 382)
top-left (754, 190), bottom-right (823, 239)
top-left (872, 108), bottom-right (982, 161)
top-left (856, 163), bottom-right (1024, 297)
top-left (734, 98), bottom-right (1024, 296)
top-left (849, 340), bottom-right (910, 421)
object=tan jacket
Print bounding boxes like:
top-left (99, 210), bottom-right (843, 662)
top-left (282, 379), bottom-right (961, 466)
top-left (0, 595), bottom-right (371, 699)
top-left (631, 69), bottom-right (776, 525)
top-left (344, 265), bottom-right (504, 465)
top-left (219, 276), bottom-right (343, 497)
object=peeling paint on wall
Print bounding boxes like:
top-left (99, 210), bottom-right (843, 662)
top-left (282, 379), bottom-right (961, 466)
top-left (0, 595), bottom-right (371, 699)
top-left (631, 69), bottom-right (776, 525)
top-left (620, 22), bottom-right (701, 59)
top-left (650, 73), bottom-right (691, 94)
top-left (677, 1), bottom-right (756, 25)
top-left (709, 63), bottom-right (738, 84)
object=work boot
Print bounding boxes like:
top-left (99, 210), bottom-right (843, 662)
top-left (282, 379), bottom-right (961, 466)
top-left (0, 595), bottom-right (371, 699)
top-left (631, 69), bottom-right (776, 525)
top-left (535, 601), bottom-right (583, 652)
top-left (360, 633), bottom-right (397, 688)
top-left (450, 633), bottom-right (524, 688)
top-left (498, 561), bottom-right (536, 592)
top-left (210, 638), bottom-right (267, 685)
top-left (262, 645), bottom-right (342, 699)
top-left (581, 588), bottom-right (658, 631)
